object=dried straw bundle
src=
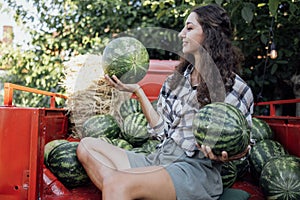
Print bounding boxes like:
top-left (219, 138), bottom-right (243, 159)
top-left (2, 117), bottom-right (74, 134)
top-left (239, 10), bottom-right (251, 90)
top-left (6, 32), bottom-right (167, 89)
top-left (62, 54), bottom-right (129, 138)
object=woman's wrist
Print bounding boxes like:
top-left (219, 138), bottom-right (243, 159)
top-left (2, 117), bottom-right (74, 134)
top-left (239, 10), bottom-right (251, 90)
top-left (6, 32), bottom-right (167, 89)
top-left (133, 86), bottom-right (141, 93)
top-left (133, 86), bottom-right (143, 98)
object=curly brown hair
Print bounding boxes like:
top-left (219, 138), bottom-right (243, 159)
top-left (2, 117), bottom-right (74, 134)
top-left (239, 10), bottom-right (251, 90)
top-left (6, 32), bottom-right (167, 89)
top-left (172, 4), bottom-right (244, 106)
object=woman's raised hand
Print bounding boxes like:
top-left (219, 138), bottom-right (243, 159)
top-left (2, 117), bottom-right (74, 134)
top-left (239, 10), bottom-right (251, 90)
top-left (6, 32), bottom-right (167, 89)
top-left (104, 74), bottom-right (140, 93)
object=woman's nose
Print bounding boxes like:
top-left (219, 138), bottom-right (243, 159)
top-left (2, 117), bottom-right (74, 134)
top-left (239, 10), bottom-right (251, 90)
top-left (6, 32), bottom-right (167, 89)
top-left (178, 28), bottom-right (186, 38)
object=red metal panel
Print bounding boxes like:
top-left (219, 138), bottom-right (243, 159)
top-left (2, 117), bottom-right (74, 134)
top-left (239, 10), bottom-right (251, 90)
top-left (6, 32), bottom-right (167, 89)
top-left (255, 99), bottom-right (300, 158)
top-left (136, 59), bottom-right (178, 101)
top-left (257, 117), bottom-right (300, 157)
top-left (0, 107), bottom-right (69, 200)
top-left (0, 107), bottom-right (39, 199)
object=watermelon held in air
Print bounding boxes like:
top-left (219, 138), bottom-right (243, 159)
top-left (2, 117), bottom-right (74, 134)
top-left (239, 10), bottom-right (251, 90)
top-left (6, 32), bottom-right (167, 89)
top-left (102, 36), bottom-right (150, 84)
top-left (122, 112), bottom-right (149, 147)
top-left (119, 98), bottom-right (142, 119)
top-left (193, 102), bottom-right (251, 157)
top-left (82, 114), bottom-right (121, 139)
top-left (260, 155), bottom-right (300, 200)
top-left (251, 117), bottom-right (274, 143)
top-left (249, 139), bottom-right (287, 176)
top-left (47, 141), bottom-right (90, 188)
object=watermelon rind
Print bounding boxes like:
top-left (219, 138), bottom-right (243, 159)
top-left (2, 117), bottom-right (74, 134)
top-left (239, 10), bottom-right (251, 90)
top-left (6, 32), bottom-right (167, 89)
top-left (221, 161), bottom-right (238, 188)
top-left (193, 102), bottom-right (251, 157)
top-left (251, 117), bottom-right (274, 143)
top-left (44, 139), bottom-right (68, 166)
top-left (82, 114), bottom-right (121, 139)
top-left (47, 141), bottom-right (90, 188)
top-left (141, 139), bottom-right (161, 155)
top-left (102, 36), bottom-right (149, 84)
top-left (122, 112), bottom-right (149, 147)
top-left (112, 138), bottom-right (133, 150)
top-left (249, 139), bottom-right (287, 176)
top-left (119, 98), bottom-right (142, 119)
top-left (260, 155), bottom-right (300, 200)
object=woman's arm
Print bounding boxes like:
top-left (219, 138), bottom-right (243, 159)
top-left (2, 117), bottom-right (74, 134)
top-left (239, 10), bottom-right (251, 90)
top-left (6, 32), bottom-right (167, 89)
top-left (104, 74), bottom-right (160, 127)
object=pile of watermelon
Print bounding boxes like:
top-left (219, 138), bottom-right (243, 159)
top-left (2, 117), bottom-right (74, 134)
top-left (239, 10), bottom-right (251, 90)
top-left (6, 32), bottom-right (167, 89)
top-left (218, 116), bottom-right (300, 199)
top-left (81, 98), bottom-right (160, 152)
top-left (44, 98), bottom-right (160, 188)
top-left (192, 102), bottom-right (300, 200)
top-left (247, 117), bottom-right (300, 199)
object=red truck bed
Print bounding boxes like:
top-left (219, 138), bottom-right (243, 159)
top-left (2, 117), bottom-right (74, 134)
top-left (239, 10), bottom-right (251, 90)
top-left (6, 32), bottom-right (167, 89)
top-left (0, 59), bottom-right (299, 199)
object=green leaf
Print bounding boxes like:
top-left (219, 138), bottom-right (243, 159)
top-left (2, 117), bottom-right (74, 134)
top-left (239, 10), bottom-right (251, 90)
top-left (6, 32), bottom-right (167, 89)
top-left (268, 0), bottom-right (279, 17)
top-left (241, 6), bottom-right (253, 23)
top-left (215, 0), bottom-right (223, 5)
top-left (270, 64), bottom-right (278, 75)
top-left (260, 34), bottom-right (268, 45)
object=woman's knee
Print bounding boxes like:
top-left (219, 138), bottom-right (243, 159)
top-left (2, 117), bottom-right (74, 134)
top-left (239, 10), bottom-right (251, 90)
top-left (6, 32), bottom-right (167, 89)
top-left (76, 137), bottom-right (94, 163)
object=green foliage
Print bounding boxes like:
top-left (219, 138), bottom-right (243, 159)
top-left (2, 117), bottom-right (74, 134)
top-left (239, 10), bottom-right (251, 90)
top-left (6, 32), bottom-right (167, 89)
top-left (0, 0), bottom-right (299, 107)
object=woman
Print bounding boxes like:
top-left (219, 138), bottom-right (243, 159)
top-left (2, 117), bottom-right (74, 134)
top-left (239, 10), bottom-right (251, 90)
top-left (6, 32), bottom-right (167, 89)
top-left (77, 4), bottom-right (254, 200)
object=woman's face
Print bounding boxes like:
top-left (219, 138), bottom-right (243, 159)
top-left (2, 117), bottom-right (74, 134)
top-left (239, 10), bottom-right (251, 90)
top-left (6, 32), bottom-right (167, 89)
top-left (178, 12), bottom-right (205, 55)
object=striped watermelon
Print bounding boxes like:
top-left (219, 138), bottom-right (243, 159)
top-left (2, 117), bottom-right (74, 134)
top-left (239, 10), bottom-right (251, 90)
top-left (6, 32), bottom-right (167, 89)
top-left (82, 114), bottom-right (121, 139)
top-left (193, 102), bottom-right (251, 157)
top-left (260, 155), bottom-right (300, 200)
top-left (251, 117), bottom-right (274, 143)
top-left (47, 141), bottom-right (90, 188)
top-left (112, 138), bottom-right (133, 150)
top-left (232, 157), bottom-right (250, 179)
top-left (141, 139), bottom-right (161, 155)
top-left (249, 139), bottom-right (287, 176)
top-left (44, 139), bottom-right (68, 165)
top-left (99, 135), bottom-right (114, 144)
top-left (102, 36), bottom-right (149, 84)
top-left (221, 161), bottom-right (238, 188)
top-left (119, 98), bottom-right (142, 119)
top-left (122, 112), bottom-right (149, 147)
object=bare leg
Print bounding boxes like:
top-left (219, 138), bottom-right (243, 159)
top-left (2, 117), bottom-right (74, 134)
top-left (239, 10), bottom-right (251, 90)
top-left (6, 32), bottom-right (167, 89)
top-left (77, 137), bottom-right (176, 200)
top-left (102, 166), bottom-right (176, 200)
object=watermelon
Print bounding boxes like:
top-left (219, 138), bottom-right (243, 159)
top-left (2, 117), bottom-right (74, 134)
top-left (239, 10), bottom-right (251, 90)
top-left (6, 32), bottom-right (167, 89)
top-left (44, 139), bottom-right (68, 165)
top-left (119, 98), bottom-right (142, 119)
top-left (249, 139), bottom-right (287, 176)
top-left (260, 155), bottom-right (300, 200)
top-left (251, 117), bottom-right (274, 143)
top-left (112, 138), bottom-right (133, 150)
top-left (99, 135), bottom-right (114, 144)
top-left (232, 157), bottom-right (250, 179)
top-left (193, 102), bottom-right (251, 157)
top-left (82, 114), bottom-right (121, 139)
top-left (141, 139), bottom-right (161, 155)
top-left (47, 141), bottom-right (90, 188)
top-left (221, 161), bottom-right (238, 188)
top-left (102, 36), bottom-right (149, 84)
top-left (122, 112), bottom-right (149, 147)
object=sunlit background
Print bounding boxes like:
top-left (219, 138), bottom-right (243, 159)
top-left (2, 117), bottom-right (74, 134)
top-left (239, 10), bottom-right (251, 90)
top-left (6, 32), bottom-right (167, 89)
top-left (0, 0), bottom-right (32, 48)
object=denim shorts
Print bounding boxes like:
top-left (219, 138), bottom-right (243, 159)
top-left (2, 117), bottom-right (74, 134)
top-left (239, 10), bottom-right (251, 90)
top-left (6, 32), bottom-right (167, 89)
top-left (126, 138), bottom-right (223, 200)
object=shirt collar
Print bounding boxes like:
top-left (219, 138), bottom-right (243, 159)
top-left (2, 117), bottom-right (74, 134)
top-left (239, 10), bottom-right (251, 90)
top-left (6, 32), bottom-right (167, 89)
top-left (183, 64), bottom-right (194, 77)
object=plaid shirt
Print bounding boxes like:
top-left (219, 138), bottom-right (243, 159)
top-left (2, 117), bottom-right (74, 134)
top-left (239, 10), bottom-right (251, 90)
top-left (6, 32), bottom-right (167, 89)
top-left (148, 66), bottom-right (254, 156)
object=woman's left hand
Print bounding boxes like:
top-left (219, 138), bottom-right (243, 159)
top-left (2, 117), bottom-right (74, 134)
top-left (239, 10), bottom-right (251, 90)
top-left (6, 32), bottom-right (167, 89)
top-left (198, 144), bottom-right (251, 162)
top-left (104, 74), bottom-right (140, 93)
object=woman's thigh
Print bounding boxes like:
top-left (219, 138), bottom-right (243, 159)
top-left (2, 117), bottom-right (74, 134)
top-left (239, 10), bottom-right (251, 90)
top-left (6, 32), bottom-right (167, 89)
top-left (78, 137), bottom-right (131, 170)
